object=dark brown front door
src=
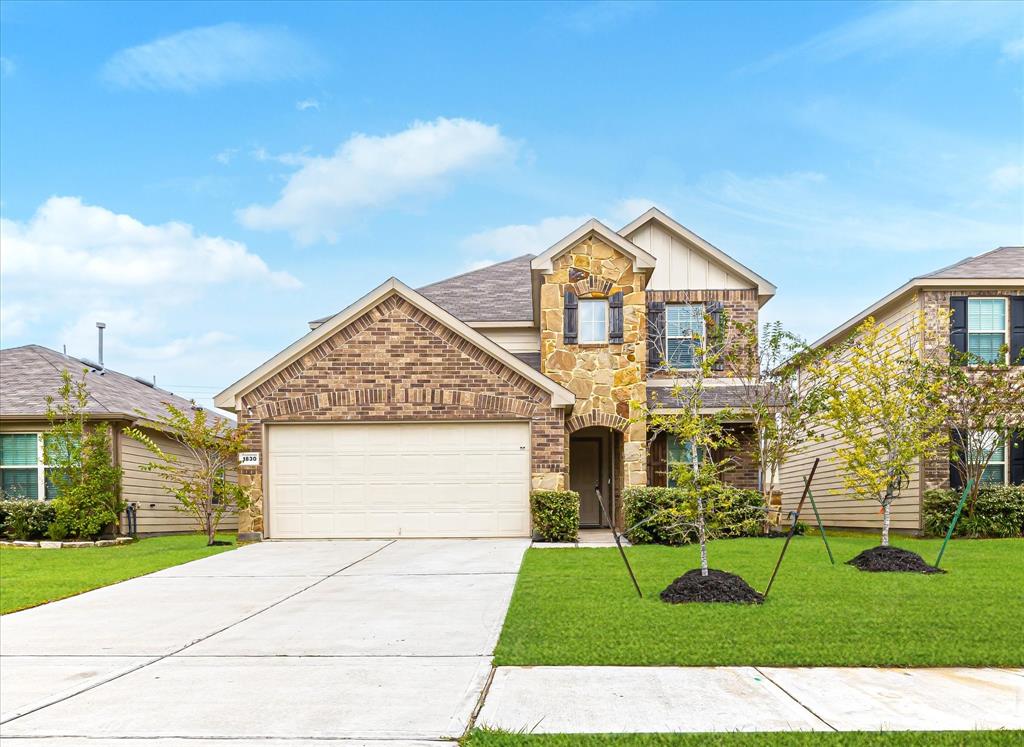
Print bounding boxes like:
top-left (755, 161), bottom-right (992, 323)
top-left (570, 437), bottom-right (603, 526)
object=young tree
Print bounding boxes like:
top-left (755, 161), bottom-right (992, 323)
top-left (941, 348), bottom-right (1024, 514)
top-left (638, 303), bottom-right (737, 576)
top-left (727, 320), bottom-right (826, 510)
top-left (813, 314), bottom-right (948, 546)
top-left (125, 403), bottom-right (250, 546)
top-left (45, 369), bottom-right (123, 539)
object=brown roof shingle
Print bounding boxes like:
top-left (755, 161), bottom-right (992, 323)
top-left (918, 246), bottom-right (1024, 280)
top-left (0, 345), bottom-right (229, 424)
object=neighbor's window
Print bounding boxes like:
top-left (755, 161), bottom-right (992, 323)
top-left (579, 299), bottom-right (608, 344)
top-left (967, 298), bottom-right (1007, 364)
top-left (971, 430), bottom-right (1007, 486)
top-left (666, 435), bottom-right (702, 487)
top-left (666, 304), bottom-right (704, 368)
top-left (0, 433), bottom-right (50, 500)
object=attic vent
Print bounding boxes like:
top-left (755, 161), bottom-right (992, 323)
top-left (133, 376), bottom-right (155, 388)
top-left (80, 358), bottom-right (103, 372)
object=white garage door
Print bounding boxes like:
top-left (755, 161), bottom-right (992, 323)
top-left (266, 422), bottom-right (531, 539)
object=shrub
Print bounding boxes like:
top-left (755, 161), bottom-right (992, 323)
top-left (0, 499), bottom-right (57, 540)
top-left (623, 485), bottom-right (764, 545)
top-left (530, 490), bottom-right (579, 542)
top-left (923, 486), bottom-right (1024, 538)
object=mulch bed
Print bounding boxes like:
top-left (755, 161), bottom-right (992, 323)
top-left (660, 568), bottom-right (765, 605)
top-left (846, 545), bottom-right (944, 574)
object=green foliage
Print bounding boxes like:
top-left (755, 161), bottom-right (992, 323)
top-left (623, 485), bottom-right (763, 545)
top-left (0, 499), bottom-right (57, 540)
top-left (44, 370), bottom-right (124, 540)
top-left (923, 486), bottom-right (1024, 539)
top-left (125, 403), bottom-right (250, 546)
top-left (529, 490), bottom-right (579, 542)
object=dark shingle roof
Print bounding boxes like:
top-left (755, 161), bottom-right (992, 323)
top-left (309, 254), bottom-right (536, 327)
top-left (0, 345), bottom-right (229, 424)
top-left (418, 254), bottom-right (536, 322)
top-left (648, 384), bottom-right (754, 411)
top-left (918, 246), bottom-right (1024, 280)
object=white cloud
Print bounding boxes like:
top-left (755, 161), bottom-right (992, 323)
top-left (238, 117), bottom-right (515, 244)
top-left (101, 23), bottom-right (317, 91)
top-left (557, 1), bottom-right (655, 34)
top-left (1, 196), bottom-right (300, 289)
top-left (746, 1), bottom-right (1023, 71)
top-left (460, 215), bottom-right (590, 262)
top-left (214, 147), bottom-right (239, 165)
top-left (0, 57), bottom-right (15, 77)
top-left (296, 98), bottom-right (320, 111)
top-left (989, 164), bottom-right (1024, 192)
top-left (0, 302), bottom-right (37, 338)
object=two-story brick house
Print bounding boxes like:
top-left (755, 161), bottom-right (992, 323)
top-left (779, 246), bottom-right (1024, 533)
top-left (214, 208), bottom-right (776, 539)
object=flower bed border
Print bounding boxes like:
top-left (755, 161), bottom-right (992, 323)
top-left (0, 536), bottom-right (136, 549)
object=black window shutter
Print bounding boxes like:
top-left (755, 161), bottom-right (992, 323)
top-left (706, 300), bottom-right (726, 371)
top-left (647, 301), bottom-right (665, 368)
top-left (609, 292), bottom-right (624, 344)
top-left (563, 289), bottom-right (578, 344)
top-left (949, 296), bottom-right (968, 363)
top-left (1009, 296), bottom-right (1024, 366)
top-left (1010, 430), bottom-right (1024, 486)
top-left (949, 429), bottom-right (965, 491)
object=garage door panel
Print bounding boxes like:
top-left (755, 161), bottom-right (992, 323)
top-left (267, 422), bottom-right (531, 538)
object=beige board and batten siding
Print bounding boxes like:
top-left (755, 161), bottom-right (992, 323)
top-left (778, 293), bottom-right (925, 532)
top-left (478, 326), bottom-right (541, 354)
top-left (627, 221), bottom-right (753, 292)
top-left (119, 425), bottom-right (238, 535)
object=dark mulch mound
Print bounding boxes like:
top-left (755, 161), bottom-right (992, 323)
top-left (846, 545), bottom-right (944, 574)
top-left (660, 568), bottom-right (765, 605)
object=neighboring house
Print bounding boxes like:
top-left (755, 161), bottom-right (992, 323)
top-left (780, 246), bottom-right (1024, 533)
top-left (215, 208), bottom-right (776, 539)
top-left (0, 345), bottom-right (238, 535)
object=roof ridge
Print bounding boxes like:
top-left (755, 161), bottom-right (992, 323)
top-left (417, 253), bottom-right (535, 291)
top-left (916, 245), bottom-right (1024, 279)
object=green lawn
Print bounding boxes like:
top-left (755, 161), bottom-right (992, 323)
top-left (464, 730), bottom-right (1023, 746)
top-left (0, 534), bottom-right (236, 614)
top-left (494, 535), bottom-right (1024, 667)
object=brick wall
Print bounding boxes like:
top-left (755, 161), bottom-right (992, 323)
top-left (235, 293), bottom-right (567, 532)
top-left (647, 425), bottom-right (759, 491)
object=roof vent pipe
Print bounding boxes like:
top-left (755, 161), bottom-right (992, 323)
top-left (96, 322), bottom-right (106, 370)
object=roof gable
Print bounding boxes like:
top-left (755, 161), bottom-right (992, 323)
top-left (619, 208), bottom-right (776, 302)
top-left (216, 278), bottom-right (575, 410)
top-left (530, 219), bottom-right (656, 274)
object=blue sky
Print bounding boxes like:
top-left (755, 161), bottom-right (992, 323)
top-left (2, 0), bottom-right (1022, 407)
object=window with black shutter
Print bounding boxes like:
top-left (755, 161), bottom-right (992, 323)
top-left (647, 302), bottom-right (665, 368)
top-left (1010, 296), bottom-right (1024, 366)
top-left (609, 292), bottom-right (624, 344)
top-left (563, 290), bottom-right (578, 344)
top-left (949, 296), bottom-right (968, 363)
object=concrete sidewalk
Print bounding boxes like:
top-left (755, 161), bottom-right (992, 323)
top-left (476, 665), bottom-right (1024, 733)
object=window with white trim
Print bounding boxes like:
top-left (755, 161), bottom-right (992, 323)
top-left (967, 298), bottom-right (1007, 364)
top-left (971, 430), bottom-right (1008, 486)
top-left (666, 304), bottom-right (704, 369)
top-left (0, 433), bottom-right (60, 501)
top-left (578, 299), bottom-right (608, 344)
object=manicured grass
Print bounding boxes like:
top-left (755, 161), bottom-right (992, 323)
top-left (494, 535), bottom-right (1024, 667)
top-left (0, 534), bottom-right (236, 614)
top-left (464, 730), bottom-right (1023, 746)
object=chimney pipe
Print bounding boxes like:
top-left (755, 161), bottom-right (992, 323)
top-left (96, 322), bottom-right (106, 369)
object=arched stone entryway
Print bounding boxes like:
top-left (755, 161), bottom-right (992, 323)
top-left (569, 425), bottom-right (624, 528)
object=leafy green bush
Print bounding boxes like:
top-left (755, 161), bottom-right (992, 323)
top-left (923, 486), bottom-right (1024, 538)
top-left (530, 490), bottom-right (579, 542)
top-left (47, 422), bottom-right (124, 540)
top-left (623, 485), bottom-right (764, 545)
top-left (0, 499), bottom-right (57, 540)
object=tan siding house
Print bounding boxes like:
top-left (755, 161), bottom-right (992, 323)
top-left (0, 345), bottom-right (237, 536)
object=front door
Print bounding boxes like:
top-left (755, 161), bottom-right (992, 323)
top-left (570, 437), bottom-right (604, 526)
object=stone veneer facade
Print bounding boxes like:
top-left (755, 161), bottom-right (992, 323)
top-left (538, 235), bottom-right (649, 488)
top-left (233, 294), bottom-right (566, 534)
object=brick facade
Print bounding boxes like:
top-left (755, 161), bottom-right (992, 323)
top-left (234, 293), bottom-right (566, 533)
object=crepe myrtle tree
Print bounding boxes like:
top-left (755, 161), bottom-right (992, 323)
top-left (635, 302), bottom-right (738, 576)
top-left (125, 402), bottom-right (250, 546)
top-left (812, 313), bottom-right (948, 546)
top-left (726, 320), bottom-right (827, 509)
top-left (941, 345), bottom-right (1024, 515)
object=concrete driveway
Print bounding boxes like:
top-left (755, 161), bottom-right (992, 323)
top-left (0, 538), bottom-right (529, 744)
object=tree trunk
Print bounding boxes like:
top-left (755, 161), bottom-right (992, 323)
top-left (696, 491), bottom-right (709, 577)
top-left (881, 501), bottom-right (891, 547)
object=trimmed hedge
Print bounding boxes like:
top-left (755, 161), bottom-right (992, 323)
top-left (623, 485), bottom-right (764, 545)
top-left (530, 490), bottom-right (580, 542)
top-left (923, 486), bottom-right (1024, 538)
top-left (0, 500), bottom-right (57, 541)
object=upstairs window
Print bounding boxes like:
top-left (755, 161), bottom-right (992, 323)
top-left (666, 304), bottom-right (704, 368)
top-left (578, 299), bottom-right (608, 344)
top-left (967, 298), bottom-right (1007, 364)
